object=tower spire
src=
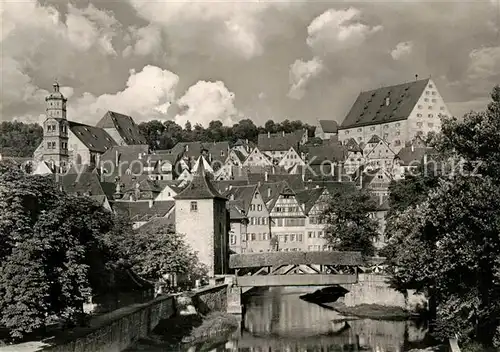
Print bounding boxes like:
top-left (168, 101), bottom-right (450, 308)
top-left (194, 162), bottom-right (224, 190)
top-left (53, 79), bottom-right (60, 93)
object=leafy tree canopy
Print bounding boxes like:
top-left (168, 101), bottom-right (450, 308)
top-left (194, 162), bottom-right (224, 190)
top-left (321, 185), bottom-right (379, 257)
top-left (0, 162), bottom-right (120, 339)
top-left (385, 86), bottom-right (500, 347)
top-left (0, 121), bottom-right (43, 157)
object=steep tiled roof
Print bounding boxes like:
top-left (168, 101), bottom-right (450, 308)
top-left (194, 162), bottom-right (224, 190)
top-left (257, 131), bottom-right (303, 151)
top-left (307, 181), bottom-right (356, 196)
top-left (204, 142), bottom-right (230, 163)
top-left (339, 78), bottom-right (429, 129)
top-left (113, 200), bottom-right (175, 222)
top-left (344, 138), bottom-right (362, 153)
top-left (174, 160), bottom-right (226, 200)
top-left (247, 173), bottom-right (305, 192)
top-left (138, 215), bottom-right (175, 233)
top-left (215, 180), bottom-right (250, 193)
top-left (96, 111), bottom-right (147, 145)
top-left (68, 121), bottom-right (117, 153)
top-left (100, 145), bottom-right (150, 172)
top-left (318, 120), bottom-right (338, 133)
top-left (227, 200), bottom-right (247, 220)
top-left (258, 181), bottom-right (287, 204)
top-left (395, 146), bottom-right (435, 166)
top-left (51, 172), bottom-right (107, 197)
top-left (307, 144), bottom-right (348, 165)
top-left (295, 188), bottom-right (325, 215)
top-left (367, 135), bottom-right (381, 144)
top-left (232, 150), bottom-right (247, 163)
top-left (224, 184), bottom-right (257, 213)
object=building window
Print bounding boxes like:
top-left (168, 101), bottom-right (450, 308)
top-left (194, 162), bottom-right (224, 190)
top-left (432, 91), bottom-right (436, 95)
top-left (396, 123), bottom-right (401, 127)
top-left (418, 105), bottom-right (422, 109)
top-left (358, 137), bottom-right (362, 142)
top-left (429, 84), bottom-right (433, 88)
top-left (190, 201), bottom-right (198, 212)
top-left (428, 123), bottom-right (434, 128)
top-left (370, 127), bottom-right (375, 131)
top-left (440, 106), bottom-right (445, 111)
top-left (417, 122), bottom-right (423, 128)
top-left (428, 106), bottom-right (433, 109)
top-left (345, 130), bottom-right (350, 134)
top-left (428, 114), bottom-right (434, 118)
top-left (257, 204), bottom-right (262, 211)
top-left (417, 113), bottom-right (422, 117)
top-left (47, 142), bottom-right (52, 149)
top-left (230, 235), bottom-right (236, 245)
top-left (432, 99), bottom-right (437, 103)
top-left (424, 98), bottom-right (429, 102)
top-left (357, 128), bottom-right (362, 132)
top-left (425, 91), bottom-right (430, 95)
top-left (395, 140), bottom-right (401, 146)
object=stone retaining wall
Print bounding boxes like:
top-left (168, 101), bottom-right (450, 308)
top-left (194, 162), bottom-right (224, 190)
top-left (340, 274), bottom-right (427, 311)
top-left (41, 284), bottom-right (229, 352)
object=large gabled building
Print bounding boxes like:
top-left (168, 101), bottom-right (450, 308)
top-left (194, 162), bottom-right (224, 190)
top-left (338, 78), bottom-right (451, 153)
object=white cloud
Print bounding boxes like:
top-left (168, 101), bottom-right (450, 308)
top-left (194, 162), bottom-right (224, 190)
top-left (174, 81), bottom-right (239, 127)
top-left (464, 46), bottom-right (500, 96)
top-left (288, 57), bottom-right (324, 100)
top-left (68, 65), bottom-right (179, 123)
top-left (306, 8), bottom-right (382, 54)
top-left (123, 24), bottom-right (163, 57)
top-left (127, 1), bottom-right (299, 60)
top-left (390, 41), bottom-right (413, 60)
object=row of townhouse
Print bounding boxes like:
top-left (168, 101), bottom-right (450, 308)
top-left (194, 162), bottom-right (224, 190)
top-left (224, 176), bottom-right (390, 255)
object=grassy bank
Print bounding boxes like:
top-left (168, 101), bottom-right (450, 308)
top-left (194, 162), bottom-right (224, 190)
top-left (182, 312), bottom-right (239, 345)
top-left (326, 303), bottom-right (411, 320)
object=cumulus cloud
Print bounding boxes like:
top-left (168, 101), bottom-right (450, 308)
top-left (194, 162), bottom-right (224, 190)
top-left (288, 57), bottom-right (325, 100)
top-left (0, 0), bottom-right (123, 121)
top-left (126, 0), bottom-right (300, 60)
top-left (390, 41), bottom-right (413, 60)
top-left (306, 7), bottom-right (382, 54)
top-left (465, 46), bottom-right (500, 93)
top-left (123, 24), bottom-right (163, 57)
top-left (174, 81), bottom-right (239, 128)
top-left (68, 65), bottom-right (179, 123)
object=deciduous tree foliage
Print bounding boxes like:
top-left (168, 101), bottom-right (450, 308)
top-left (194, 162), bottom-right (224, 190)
top-left (386, 86), bottom-right (500, 347)
top-left (0, 121), bottom-right (43, 157)
top-left (104, 217), bottom-right (206, 284)
top-left (321, 186), bottom-right (378, 257)
top-left (0, 163), bottom-right (117, 339)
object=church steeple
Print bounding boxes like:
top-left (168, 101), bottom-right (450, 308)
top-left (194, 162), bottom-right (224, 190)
top-left (45, 80), bottom-right (67, 119)
top-left (41, 81), bottom-right (69, 173)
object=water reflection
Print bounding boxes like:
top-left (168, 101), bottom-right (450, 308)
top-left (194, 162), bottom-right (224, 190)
top-left (224, 288), bottom-right (429, 352)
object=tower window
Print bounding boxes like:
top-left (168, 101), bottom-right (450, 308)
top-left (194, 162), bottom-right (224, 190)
top-left (190, 201), bottom-right (198, 212)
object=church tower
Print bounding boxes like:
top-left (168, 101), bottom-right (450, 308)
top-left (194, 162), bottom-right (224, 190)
top-left (41, 81), bottom-right (69, 172)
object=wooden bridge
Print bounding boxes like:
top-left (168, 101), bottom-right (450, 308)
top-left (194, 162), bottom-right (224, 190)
top-left (229, 251), bottom-right (363, 287)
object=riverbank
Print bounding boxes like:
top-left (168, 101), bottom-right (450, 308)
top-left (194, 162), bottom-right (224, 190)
top-left (322, 303), bottom-right (412, 320)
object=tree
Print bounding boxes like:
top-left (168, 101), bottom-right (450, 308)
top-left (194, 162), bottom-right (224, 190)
top-left (108, 220), bottom-right (206, 285)
top-left (0, 121), bottom-right (43, 157)
top-left (321, 186), bottom-right (378, 256)
top-left (386, 86), bottom-right (500, 347)
top-left (0, 162), bottom-right (118, 339)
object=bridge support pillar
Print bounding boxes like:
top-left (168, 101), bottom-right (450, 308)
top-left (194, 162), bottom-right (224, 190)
top-left (227, 286), bottom-right (242, 315)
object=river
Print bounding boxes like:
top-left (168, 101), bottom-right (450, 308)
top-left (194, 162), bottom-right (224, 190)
top-left (130, 287), bottom-right (433, 352)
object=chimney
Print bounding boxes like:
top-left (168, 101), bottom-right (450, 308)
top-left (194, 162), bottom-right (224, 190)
top-left (138, 153), bottom-right (142, 160)
top-left (229, 185), bottom-right (233, 190)
top-left (282, 131), bottom-right (285, 137)
top-left (267, 188), bottom-right (271, 198)
top-left (115, 151), bottom-right (119, 165)
top-left (245, 139), bottom-right (248, 144)
top-left (230, 194), bottom-right (235, 201)
top-left (149, 199), bottom-right (153, 208)
top-left (423, 153), bottom-right (428, 165)
top-left (185, 145), bottom-right (189, 152)
top-left (264, 171), bottom-right (268, 182)
top-left (411, 144), bottom-right (415, 152)
top-left (385, 97), bottom-right (390, 106)
top-left (267, 131), bottom-right (271, 138)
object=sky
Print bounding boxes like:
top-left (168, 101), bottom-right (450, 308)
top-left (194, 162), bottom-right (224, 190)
top-left (1, 0), bottom-right (499, 128)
